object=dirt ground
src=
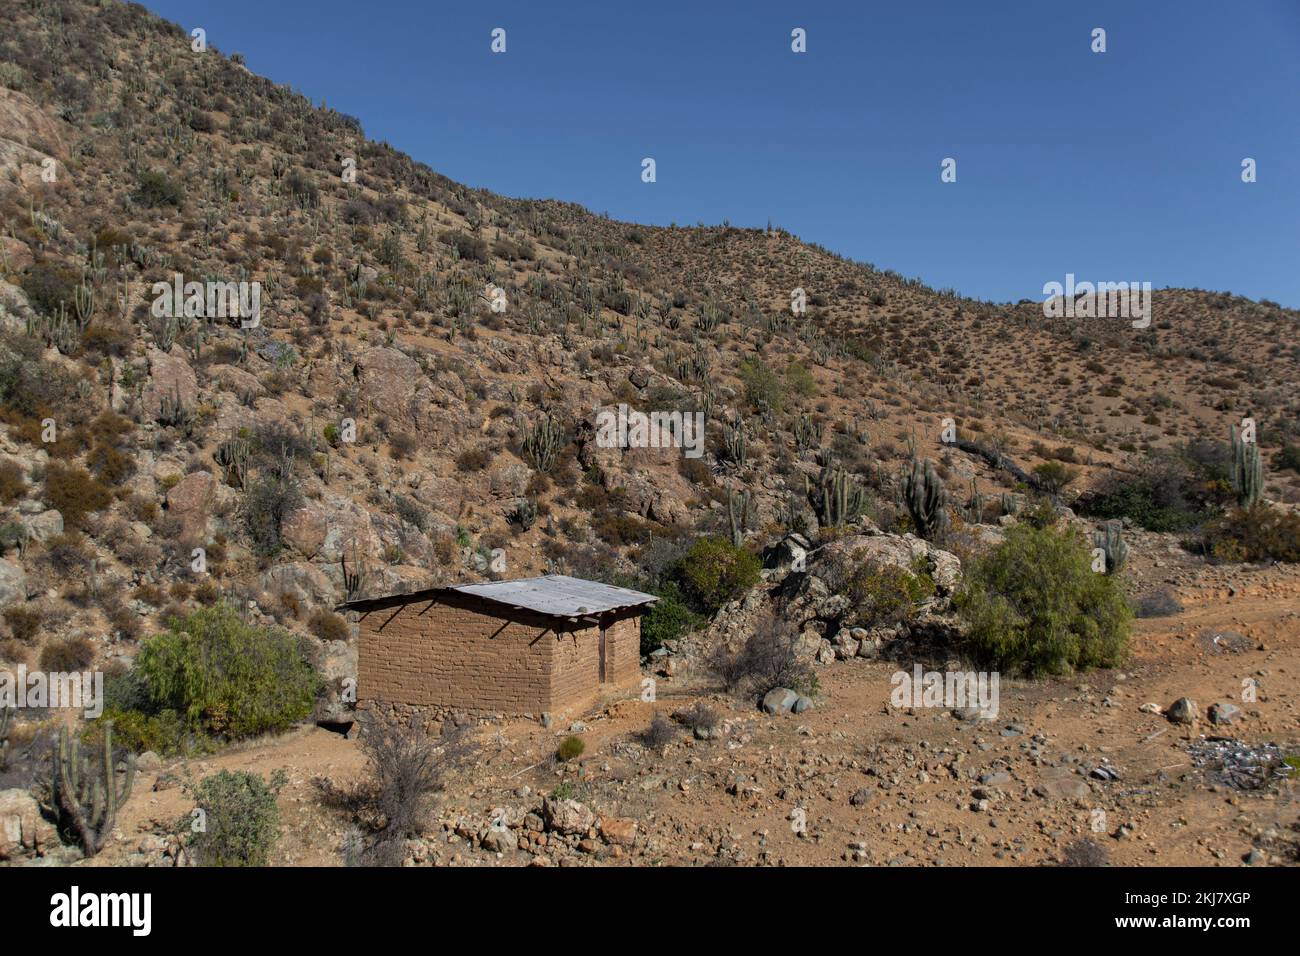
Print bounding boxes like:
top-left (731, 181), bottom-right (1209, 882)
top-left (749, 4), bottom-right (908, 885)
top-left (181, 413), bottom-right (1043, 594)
top-left (89, 558), bottom-right (1299, 868)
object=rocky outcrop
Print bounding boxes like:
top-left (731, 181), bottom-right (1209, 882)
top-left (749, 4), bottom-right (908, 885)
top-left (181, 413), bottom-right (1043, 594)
top-left (0, 788), bottom-right (58, 861)
top-left (0, 558), bottom-right (27, 609)
top-left (142, 348), bottom-right (199, 421)
top-left (164, 470), bottom-right (216, 542)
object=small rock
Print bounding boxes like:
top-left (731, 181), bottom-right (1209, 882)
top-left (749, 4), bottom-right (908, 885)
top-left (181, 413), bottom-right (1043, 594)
top-left (1165, 698), bottom-right (1199, 725)
top-left (761, 688), bottom-right (799, 715)
top-left (1208, 702), bottom-right (1242, 725)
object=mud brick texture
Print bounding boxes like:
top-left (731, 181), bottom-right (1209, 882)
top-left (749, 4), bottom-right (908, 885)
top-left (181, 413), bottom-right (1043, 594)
top-left (357, 592), bottom-right (644, 718)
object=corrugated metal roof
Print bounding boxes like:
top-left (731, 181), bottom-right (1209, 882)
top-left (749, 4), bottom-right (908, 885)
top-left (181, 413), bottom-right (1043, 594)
top-left (445, 574), bottom-right (658, 618)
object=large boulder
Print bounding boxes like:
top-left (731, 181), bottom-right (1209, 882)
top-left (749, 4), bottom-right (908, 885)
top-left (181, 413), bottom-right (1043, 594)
top-left (761, 687), bottom-right (799, 715)
top-left (142, 348), bottom-right (199, 422)
top-left (208, 363), bottom-right (264, 401)
top-left (1165, 698), bottom-right (1199, 725)
top-left (0, 558), bottom-right (27, 608)
top-left (0, 88), bottom-right (66, 153)
top-left (354, 347), bottom-right (423, 417)
top-left (259, 562), bottom-right (337, 607)
top-left (282, 502), bottom-right (328, 559)
top-left (24, 509), bottom-right (62, 544)
top-left (0, 788), bottom-right (57, 861)
top-left (164, 471), bottom-right (216, 542)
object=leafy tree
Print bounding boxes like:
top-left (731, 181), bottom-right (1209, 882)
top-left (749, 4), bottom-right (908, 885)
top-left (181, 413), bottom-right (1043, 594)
top-left (135, 605), bottom-right (319, 739)
top-left (955, 523), bottom-right (1131, 675)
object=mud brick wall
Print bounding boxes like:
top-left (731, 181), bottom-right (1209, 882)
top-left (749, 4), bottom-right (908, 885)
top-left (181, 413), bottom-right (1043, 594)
top-left (603, 612), bottom-right (641, 688)
top-left (358, 597), bottom-right (554, 715)
top-left (549, 625), bottom-right (602, 715)
top-left (357, 595), bottom-right (646, 717)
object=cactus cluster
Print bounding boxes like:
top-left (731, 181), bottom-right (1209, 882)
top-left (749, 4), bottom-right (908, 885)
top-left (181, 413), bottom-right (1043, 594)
top-left (215, 435), bottom-right (252, 489)
top-left (51, 722), bottom-right (135, 858)
top-left (341, 547), bottom-right (367, 601)
top-left (157, 387), bottom-right (195, 434)
top-left (508, 496), bottom-right (538, 531)
top-left (806, 462), bottom-right (870, 528)
top-left (727, 489), bottom-right (752, 546)
top-left (903, 457), bottom-right (949, 541)
top-left (1093, 520), bottom-right (1128, 575)
top-left (721, 416), bottom-right (747, 466)
top-left (523, 415), bottom-right (565, 473)
top-left (792, 414), bottom-right (823, 452)
top-left (1230, 424), bottom-right (1264, 508)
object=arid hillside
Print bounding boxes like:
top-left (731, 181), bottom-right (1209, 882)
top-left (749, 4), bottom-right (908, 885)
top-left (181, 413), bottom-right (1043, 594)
top-left (0, 1), bottom-right (1297, 869)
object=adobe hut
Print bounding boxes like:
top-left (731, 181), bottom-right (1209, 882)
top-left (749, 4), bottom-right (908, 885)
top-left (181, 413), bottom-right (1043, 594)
top-left (340, 575), bottom-right (657, 720)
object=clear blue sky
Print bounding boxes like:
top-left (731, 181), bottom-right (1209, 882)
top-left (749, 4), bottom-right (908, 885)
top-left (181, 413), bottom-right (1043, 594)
top-left (143, 0), bottom-right (1300, 307)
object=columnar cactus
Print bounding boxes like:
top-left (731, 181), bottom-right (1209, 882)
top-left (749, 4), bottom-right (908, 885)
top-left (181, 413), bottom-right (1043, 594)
top-left (1092, 520), bottom-right (1128, 575)
top-left (341, 547), bottom-right (367, 601)
top-left (727, 489), bottom-right (752, 547)
top-left (52, 722), bottom-right (135, 858)
top-left (214, 435), bottom-right (251, 490)
top-left (73, 280), bottom-right (95, 328)
top-left (523, 415), bottom-right (565, 473)
top-left (806, 463), bottom-right (870, 528)
top-left (904, 457), bottom-right (949, 541)
top-left (0, 704), bottom-right (12, 772)
top-left (792, 414), bottom-right (823, 452)
top-left (722, 417), bottom-right (747, 466)
top-left (966, 479), bottom-right (985, 524)
top-left (1230, 424), bottom-right (1264, 508)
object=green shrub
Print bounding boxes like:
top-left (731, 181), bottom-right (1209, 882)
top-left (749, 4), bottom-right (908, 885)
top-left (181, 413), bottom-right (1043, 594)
top-left (441, 230), bottom-right (489, 263)
top-left (184, 769), bottom-right (286, 866)
top-left (842, 556), bottom-right (935, 628)
top-left (96, 705), bottom-right (190, 756)
top-left (1032, 461), bottom-right (1078, 495)
top-left (133, 170), bottom-right (184, 208)
top-left (243, 475), bottom-right (302, 558)
top-left (955, 523), bottom-right (1131, 676)
top-left (1202, 505), bottom-right (1300, 563)
top-left (19, 265), bottom-right (78, 316)
top-left (1083, 459), bottom-right (1210, 532)
top-left (675, 536), bottom-right (761, 615)
top-left (639, 581), bottom-right (699, 655)
top-left (135, 605), bottom-right (319, 739)
top-left (557, 735), bottom-right (584, 761)
top-left (785, 361), bottom-right (817, 398)
top-left (736, 357), bottom-right (785, 413)
top-left (1275, 444), bottom-right (1300, 474)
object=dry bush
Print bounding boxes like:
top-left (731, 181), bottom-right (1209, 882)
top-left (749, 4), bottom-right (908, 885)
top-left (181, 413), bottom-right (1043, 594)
top-left (39, 635), bottom-right (95, 671)
top-left (636, 712), bottom-right (678, 752)
top-left (316, 711), bottom-right (476, 866)
top-left (707, 612), bottom-right (815, 698)
top-left (1058, 838), bottom-right (1111, 867)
